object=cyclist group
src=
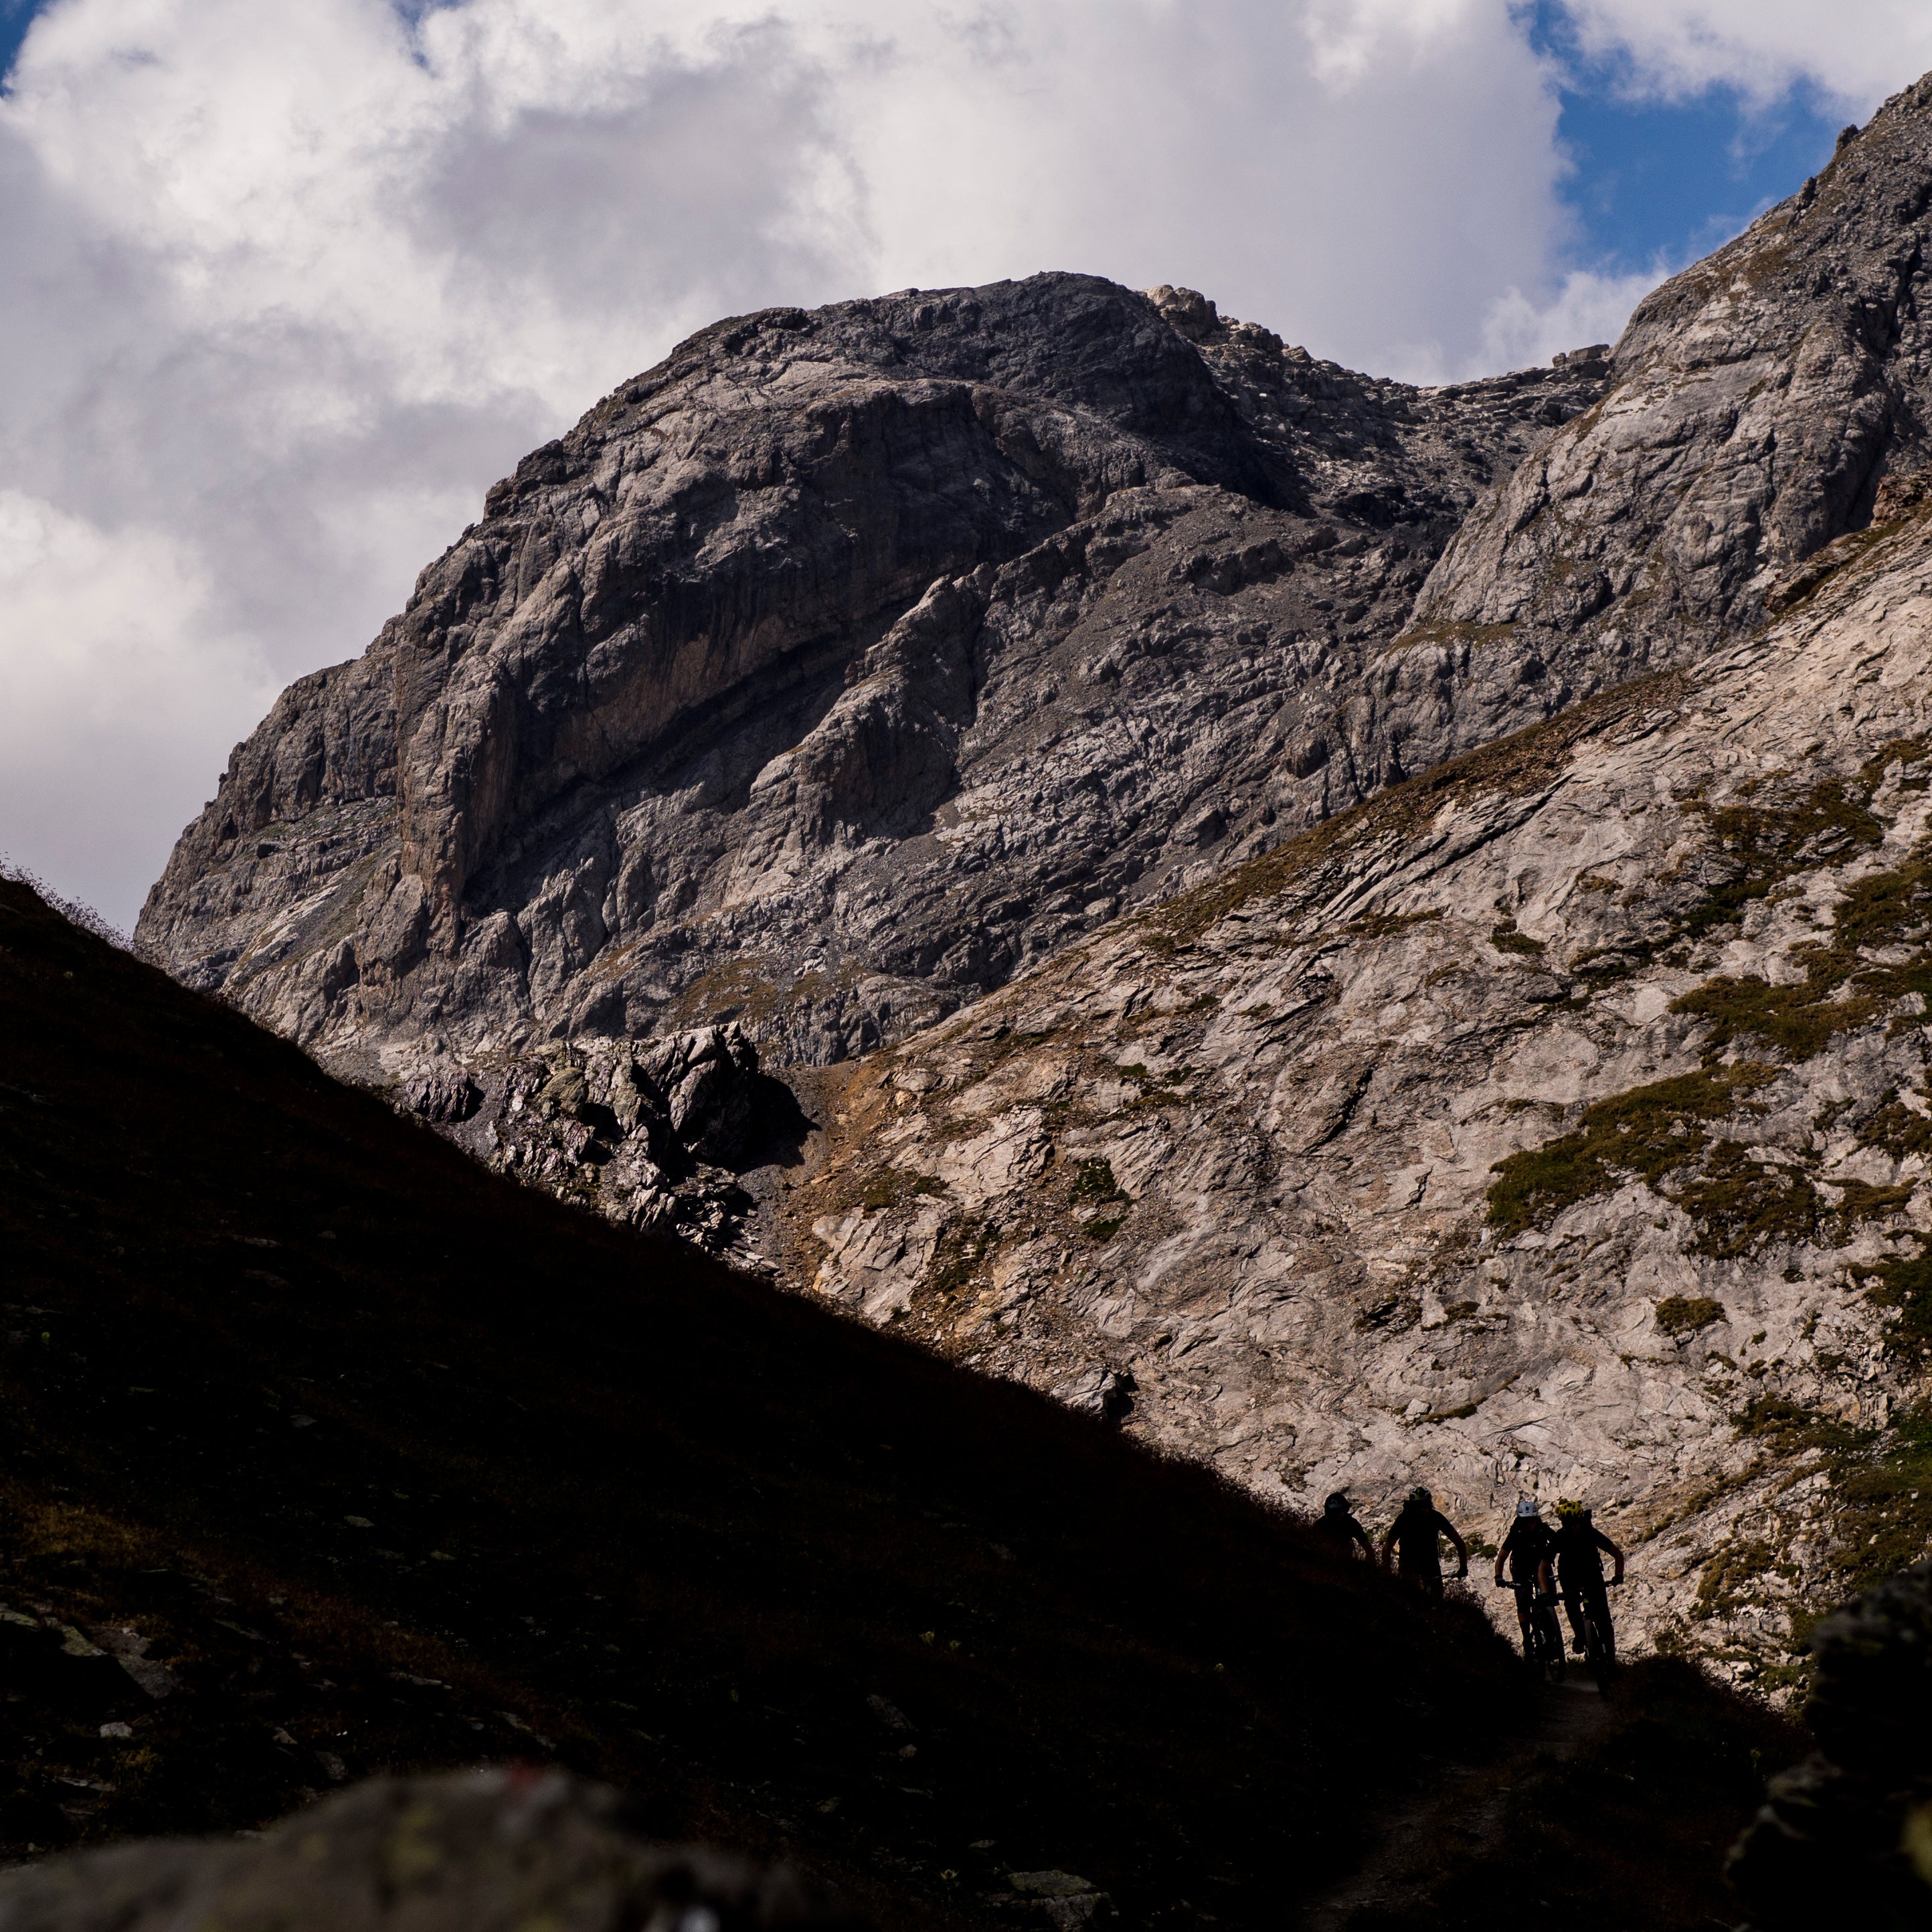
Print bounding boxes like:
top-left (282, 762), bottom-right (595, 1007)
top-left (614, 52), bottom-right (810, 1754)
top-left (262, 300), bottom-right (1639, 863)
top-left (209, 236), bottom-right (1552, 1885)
top-left (1314, 1486), bottom-right (1626, 1676)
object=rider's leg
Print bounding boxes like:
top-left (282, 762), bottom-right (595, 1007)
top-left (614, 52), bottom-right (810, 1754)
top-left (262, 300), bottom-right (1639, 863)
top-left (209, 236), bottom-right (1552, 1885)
top-left (1558, 1565), bottom-right (1588, 1650)
top-left (1553, 1584), bottom-right (1584, 1646)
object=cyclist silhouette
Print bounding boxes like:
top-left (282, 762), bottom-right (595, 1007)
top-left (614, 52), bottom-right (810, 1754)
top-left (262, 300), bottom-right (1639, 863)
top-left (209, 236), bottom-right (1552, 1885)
top-left (1494, 1496), bottom-right (1561, 1667)
top-left (1554, 1498), bottom-right (1625, 1659)
top-left (1314, 1490), bottom-right (1374, 1561)
top-left (1381, 1486), bottom-right (1468, 1599)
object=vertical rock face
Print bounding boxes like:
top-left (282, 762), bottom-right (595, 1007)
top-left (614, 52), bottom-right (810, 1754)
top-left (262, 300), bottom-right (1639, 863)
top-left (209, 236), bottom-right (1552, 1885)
top-left (131, 69), bottom-right (1932, 1687)
top-left (135, 275), bottom-right (1609, 1075)
top-left (1413, 75), bottom-right (1932, 684)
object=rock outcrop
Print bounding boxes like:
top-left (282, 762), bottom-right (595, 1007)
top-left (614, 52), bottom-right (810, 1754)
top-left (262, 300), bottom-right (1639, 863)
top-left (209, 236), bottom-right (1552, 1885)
top-left (1727, 1559), bottom-right (1932, 1927)
top-left (1414, 80), bottom-right (1932, 677)
top-left (787, 492), bottom-right (1932, 1684)
top-left (0, 1769), bottom-right (865, 1932)
top-left (130, 70), bottom-right (1932, 1676)
top-left (419, 1021), bottom-right (807, 1263)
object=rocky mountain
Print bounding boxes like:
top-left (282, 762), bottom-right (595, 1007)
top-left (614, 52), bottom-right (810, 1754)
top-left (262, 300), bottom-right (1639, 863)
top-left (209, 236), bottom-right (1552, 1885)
top-left (135, 278), bottom-right (1608, 1077)
top-left (790, 488), bottom-right (1932, 1688)
top-left (134, 72), bottom-right (1932, 1677)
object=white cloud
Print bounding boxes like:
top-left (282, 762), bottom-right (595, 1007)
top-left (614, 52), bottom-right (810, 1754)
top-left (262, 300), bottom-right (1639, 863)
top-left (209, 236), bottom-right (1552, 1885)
top-left (0, 0), bottom-right (1924, 928)
top-left (1473, 264), bottom-right (1666, 373)
top-left (0, 491), bottom-right (278, 921)
top-left (1557, 1), bottom-right (1932, 111)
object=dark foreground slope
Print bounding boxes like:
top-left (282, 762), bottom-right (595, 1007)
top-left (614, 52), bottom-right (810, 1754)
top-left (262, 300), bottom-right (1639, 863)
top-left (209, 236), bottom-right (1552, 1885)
top-left (0, 877), bottom-right (1535, 1926)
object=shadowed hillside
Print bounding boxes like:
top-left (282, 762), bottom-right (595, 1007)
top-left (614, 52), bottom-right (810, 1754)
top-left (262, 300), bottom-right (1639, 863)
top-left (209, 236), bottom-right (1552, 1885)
top-left (0, 875), bottom-right (1549, 1927)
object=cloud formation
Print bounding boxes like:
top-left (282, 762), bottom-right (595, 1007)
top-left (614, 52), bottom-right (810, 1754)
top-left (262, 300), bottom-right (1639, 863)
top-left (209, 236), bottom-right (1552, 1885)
top-left (1562, 1), bottom-right (1932, 106)
top-left (0, 0), bottom-right (1921, 926)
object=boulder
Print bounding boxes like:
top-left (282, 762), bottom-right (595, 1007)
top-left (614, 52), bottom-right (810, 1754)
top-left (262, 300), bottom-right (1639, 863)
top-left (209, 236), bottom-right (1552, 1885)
top-left (0, 1769), bottom-right (868, 1932)
top-left (1728, 1561), bottom-right (1932, 1929)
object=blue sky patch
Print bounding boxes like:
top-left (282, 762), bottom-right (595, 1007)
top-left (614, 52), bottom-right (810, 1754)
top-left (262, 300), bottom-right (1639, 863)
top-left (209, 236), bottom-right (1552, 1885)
top-left (0, 0), bottom-right (41, 86)
top-left (1526, 1), bottom-right (1848, 275)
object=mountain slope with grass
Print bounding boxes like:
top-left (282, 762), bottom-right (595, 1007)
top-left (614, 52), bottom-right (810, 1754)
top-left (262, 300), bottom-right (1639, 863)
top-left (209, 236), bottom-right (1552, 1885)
top-left (0, 874), bottom-right (1555, 1926)
top-left (114, 41), bottom-right (1932, 1719)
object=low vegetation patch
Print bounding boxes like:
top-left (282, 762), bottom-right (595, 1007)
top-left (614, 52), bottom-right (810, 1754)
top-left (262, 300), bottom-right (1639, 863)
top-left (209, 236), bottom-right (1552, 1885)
top-left (860, 1168), bottom-right (948, 1212)
top-left (1672, 844), bottom-right (1932, 1060)
top-left (1488, 917), bottom-right (1547, 956)
top-left (1656, 1296), bottom-right (1726, 1335)
top-left (924, 1215), bottom-right (1000, 1298)
top-left (1731, 1395), bottom-right (1932, 1595)
top-left (1486, 1065), bottom-right (1775, 1236)
top-left (1069, 1158), bottom-right (1126, 1203)
top-left (1672, 1141), bottom-right (1822, 1258)
top-left (1859, 1089), bottom-right (1932, 1158)
top-left (1828, 1403), bottom-right (1932, 1589)
top-left (1864, 1241), bottom-right (1932, 1362)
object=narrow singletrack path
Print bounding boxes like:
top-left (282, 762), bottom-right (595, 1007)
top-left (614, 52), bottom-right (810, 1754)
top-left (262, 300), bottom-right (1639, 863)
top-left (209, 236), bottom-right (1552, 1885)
top-left (1297, 1678), bottom-right (1616, 1931)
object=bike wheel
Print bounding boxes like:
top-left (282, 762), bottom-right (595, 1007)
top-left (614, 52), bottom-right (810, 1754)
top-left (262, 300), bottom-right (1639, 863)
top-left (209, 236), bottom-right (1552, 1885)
top-left (1583, 1607), bottom-right (1614, 1689)
top-left (1542, 1639), bottom-right (1565, 1684)
top-left (1538, 1611), bottom-right (1566, 1684)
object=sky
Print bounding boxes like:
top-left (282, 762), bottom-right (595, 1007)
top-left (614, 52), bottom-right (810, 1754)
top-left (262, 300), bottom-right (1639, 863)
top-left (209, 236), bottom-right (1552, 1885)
top-left (1, 2), bottom-right (1927, 933)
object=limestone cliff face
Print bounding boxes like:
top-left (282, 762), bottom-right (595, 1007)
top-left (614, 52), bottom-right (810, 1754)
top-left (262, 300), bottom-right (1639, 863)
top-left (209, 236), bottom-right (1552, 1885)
top-left (135, 276), bottom-right (1607, 1074)
top-left (792, 502), bottom-right (1932, 1686)
top-left (133, 70), bottom-right (1932, 1684)
top-left (1413, 78), bottom-right (1932, 676)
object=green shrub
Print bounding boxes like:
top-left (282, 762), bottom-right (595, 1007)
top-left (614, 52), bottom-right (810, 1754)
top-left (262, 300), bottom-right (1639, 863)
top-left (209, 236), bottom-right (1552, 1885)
top-left (1655, 1296), bottom-right (1725, 1335)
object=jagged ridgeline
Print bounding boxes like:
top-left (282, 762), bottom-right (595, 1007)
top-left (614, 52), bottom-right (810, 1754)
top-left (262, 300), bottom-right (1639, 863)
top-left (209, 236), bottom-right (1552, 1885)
top-left (135, 72), bottom-right (1932, 1690)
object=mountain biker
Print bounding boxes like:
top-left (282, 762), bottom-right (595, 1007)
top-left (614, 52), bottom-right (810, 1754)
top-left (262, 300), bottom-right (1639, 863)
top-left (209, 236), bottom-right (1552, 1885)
top-left (1494, 1495), bottom-right (1558, 1652)
top-left (1314, 1490), bottom-right (1375, 1560)
top-left (1553, 1498), bottom-right (1625, 1657)
top-left (1381, 1485), bottom-right (1468, 1599)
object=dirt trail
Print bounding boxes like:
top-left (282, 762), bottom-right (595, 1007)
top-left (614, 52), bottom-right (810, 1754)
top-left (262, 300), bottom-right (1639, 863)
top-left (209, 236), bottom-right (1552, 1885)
top-left (1297, 1678), bottom-right (1615, 1931)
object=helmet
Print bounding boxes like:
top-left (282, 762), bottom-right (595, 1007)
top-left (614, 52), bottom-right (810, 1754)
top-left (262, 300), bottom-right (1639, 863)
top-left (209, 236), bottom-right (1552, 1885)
top-left (1556, 1497), bottom-right (1585, 1518)
top-left (1514, 1496), bottom-right (1541, 1519)
top-left (1324, 1491), bottom-right (1350, 1514)
top-left (1407, 1485), bottom-right (1432, 1504)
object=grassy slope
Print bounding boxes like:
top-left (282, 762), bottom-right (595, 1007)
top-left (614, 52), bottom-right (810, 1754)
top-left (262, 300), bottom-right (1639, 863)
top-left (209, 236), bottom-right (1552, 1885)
top-left (0, 879), bottom-right (1542, 1927)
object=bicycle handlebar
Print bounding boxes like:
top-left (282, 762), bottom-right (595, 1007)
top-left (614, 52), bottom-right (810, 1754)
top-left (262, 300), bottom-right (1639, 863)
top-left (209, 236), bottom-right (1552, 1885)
top-left (1500, 1574), bottom-right (1622, 1591)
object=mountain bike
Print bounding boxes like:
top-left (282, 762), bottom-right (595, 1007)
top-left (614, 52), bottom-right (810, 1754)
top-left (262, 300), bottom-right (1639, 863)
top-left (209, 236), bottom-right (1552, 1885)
top-left (1561, 1581), bottom-right (1618, 1689)
top-left (1495, 1576), bottom-right (1565, 1682)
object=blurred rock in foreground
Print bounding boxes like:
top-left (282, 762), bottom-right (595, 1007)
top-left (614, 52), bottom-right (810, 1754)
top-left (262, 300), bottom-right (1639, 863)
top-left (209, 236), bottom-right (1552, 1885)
top-left (1728, 1559), bottom-right (1932, 1929)
top-left (0, 1768), bottom-right (866, 1932)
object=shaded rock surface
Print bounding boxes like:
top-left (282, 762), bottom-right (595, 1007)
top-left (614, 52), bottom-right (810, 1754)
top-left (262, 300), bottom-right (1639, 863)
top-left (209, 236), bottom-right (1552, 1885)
top-left (135, 276), bottom-right (1609, 1087)
top-left (0, 1769), bottom-right (863, 1932)
top-left (1727, 1559), bottom-right (1932, 1929)
top-left (417, 1022), bottom-right (808, 1265)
